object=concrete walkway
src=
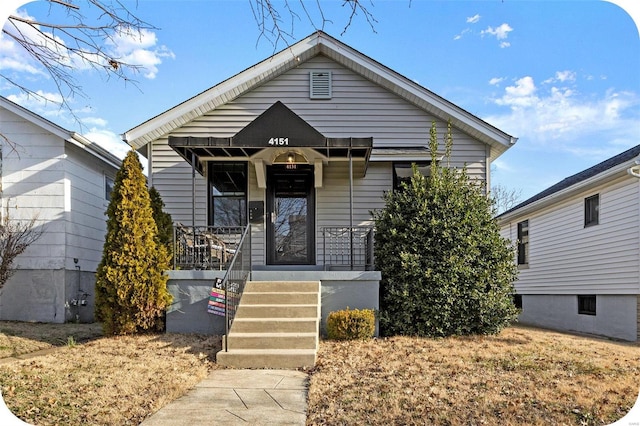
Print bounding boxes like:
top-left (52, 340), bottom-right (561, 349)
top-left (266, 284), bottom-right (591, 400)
top-left (140, 369), bottom-right (309, 426)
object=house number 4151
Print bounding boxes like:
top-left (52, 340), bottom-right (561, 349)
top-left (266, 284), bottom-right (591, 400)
top-left (268, 137), bottom-right (289, 146)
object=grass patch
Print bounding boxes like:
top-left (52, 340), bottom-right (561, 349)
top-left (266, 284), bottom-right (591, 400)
top-left (0, 322), bottom-right (221, 425)
top-left (0, 322), bottom-right (103, 359)
top-left (307, 325), bottom-right (640, 425)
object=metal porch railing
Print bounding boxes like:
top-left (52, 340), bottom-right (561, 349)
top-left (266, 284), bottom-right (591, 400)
top-left (322, 226), bottom-right (374, 271)
top-left (173, 225), bottom-right (244, 270)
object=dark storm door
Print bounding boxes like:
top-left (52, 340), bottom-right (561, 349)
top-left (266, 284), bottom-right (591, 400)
top-left (266, 165), bottom-right (315, 265)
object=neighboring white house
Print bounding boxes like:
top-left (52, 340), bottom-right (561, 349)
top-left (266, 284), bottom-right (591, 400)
top-left (123, 31), bottom-right (517, 336)
top-left (0, 96), bottom-right (121, 323)
top-left (498, 145), bottom-right (640, 342)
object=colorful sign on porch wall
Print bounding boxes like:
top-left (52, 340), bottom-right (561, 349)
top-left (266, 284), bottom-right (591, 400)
top-left (208, 278), bottom-right (226, 316)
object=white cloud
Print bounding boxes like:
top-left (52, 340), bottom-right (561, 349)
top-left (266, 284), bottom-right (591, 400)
top-left (466, 14), bottom-right (481, 24)
top-left (489, 77), bottom-right (505, 86)
top-left (107, 28), bottom-right (175, 79)
top-left (485, 74), bottom-right (640, 158)
top-left (453, 28), bottom-right (470, 41)
top-left (481, 23), bottom-right (513, 47)
top-left (84, 128), bottom-right (130, 161)
top-left (543, 70), bottom-right (577, 84)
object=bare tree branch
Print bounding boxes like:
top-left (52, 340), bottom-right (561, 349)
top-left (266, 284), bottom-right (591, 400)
top-left (0, 206), bottom-right (45, 290)
top-left (1, 0), bottom-right (155, 125)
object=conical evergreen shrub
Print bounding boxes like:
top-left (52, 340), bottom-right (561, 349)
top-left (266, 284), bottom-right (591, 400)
top-left (149, 186), bottom-right (173, 261)
top-left (95, 151), bottom-right (171, 335)
top-left (374, 122), bottom-right (519, 337)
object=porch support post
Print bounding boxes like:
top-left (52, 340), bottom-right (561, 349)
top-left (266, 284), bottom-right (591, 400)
top-left (349, 146), bottom-right (354, 269)
top-left (191, 151), bottom-right (196, 229)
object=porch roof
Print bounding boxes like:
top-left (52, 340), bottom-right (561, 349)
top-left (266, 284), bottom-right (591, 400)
top-left (168, 135), bottom-right (372, 175)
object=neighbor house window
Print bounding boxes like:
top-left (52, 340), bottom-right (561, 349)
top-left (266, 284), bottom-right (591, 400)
top-left (208, 162), bottom-right (247, 227)
top-left (393, 162), bottom-right (431, 191)
top-left (578, 295), bottom-right (596, 315)
top-left (105, 175), bottom-right (115, 201)
top-left (584, 194), bottom-right (599, 227)
top-left (517, 220), bottom-right (529, 266)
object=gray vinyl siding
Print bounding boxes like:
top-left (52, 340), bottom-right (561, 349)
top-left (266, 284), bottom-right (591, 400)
top-left (64, 143), bottom-right (117, 272)
top-left (0, 110), bottom-right (66, 270)
top-left (151, 137), bottom-right (207, 226)
top-left (502, 176), bottom-right (640, 295)
top-left (149, 55), bottom-right (491, 263)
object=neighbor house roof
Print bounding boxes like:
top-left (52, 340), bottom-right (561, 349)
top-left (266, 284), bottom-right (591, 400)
top-left (498, 144), bottom-right (640, 222)
top-left (0, 96), bottom-right (121, 169)
top-left (123, 31), bottom-right (516, 161)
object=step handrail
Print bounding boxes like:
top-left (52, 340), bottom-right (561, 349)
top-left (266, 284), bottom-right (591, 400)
top-left (222, 225), bottom-right (251, 350)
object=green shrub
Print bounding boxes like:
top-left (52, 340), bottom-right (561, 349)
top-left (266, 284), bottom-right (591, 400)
top-left (327, 308), bottom-right (375, 340)
top-left (373, 121), bottom-right (519, 338)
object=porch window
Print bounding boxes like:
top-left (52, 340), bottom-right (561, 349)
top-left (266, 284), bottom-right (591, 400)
top-left (393, 162), bottom-right (430, 191)
top-left (208, 162), bottom-right (247, 227)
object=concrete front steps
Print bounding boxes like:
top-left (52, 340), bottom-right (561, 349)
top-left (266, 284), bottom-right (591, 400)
top-left (216, 281), bottom-right (320, 369)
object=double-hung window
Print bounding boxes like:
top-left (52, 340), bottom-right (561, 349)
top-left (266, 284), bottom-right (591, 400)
top-left (517, 220), bottom-right (529, 266)
top-left (584, 194), bottom-right (599, 227)
top-left (208, 162), bottom-right (247, 227)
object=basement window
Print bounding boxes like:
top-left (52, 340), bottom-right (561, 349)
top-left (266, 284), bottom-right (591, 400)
top-left (310, 71), bottom-right (332, 99)
top-left (578, 295), bottom-right (596, 316)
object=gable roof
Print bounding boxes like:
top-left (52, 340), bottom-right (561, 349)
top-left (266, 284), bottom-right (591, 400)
top-left (123, 31), bottom-right (516, 161)
top-left (498, 144), bottom-right (640, 221)
top-left (0, 96), bottom-right (121, 169)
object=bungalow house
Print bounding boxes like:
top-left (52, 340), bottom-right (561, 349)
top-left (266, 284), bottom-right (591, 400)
top-left (124, 31), bottom-right (517, 367)
top-left (0, 96), bottom-right (121, 323)
top-left (498, 145), bottom-right (640, 342)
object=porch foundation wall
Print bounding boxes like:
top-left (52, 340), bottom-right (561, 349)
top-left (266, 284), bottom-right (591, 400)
top-left (166, 270), bottom-right (226, 335)
top-left (252, 270), bottom-right (381, 337)
top-left (166, 270), bottom-right (381, 336)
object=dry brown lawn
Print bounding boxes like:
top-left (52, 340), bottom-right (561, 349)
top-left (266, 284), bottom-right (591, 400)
top-left (307, 325), bottom-right (640, 426)
top-left (0, 322), bottom-right (221, 425)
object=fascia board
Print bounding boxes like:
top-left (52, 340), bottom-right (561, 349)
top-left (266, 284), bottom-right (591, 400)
top-left (68, 133), bottom-right (122, 170)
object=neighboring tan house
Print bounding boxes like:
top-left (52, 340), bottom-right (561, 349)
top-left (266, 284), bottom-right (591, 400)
top-left (0, 96), bottom-right (121, 323)
top-left (498, 145), bottom-right (640, 342)
top-left (124, 31), bottom-right (517, 367)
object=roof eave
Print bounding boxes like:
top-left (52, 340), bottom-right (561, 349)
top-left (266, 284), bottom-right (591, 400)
top-left (497, 160), bottom-right (635, 224)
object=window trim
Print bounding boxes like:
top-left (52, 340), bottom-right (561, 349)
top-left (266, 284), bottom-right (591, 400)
top-left (578, 295), bottom-right (596, 316)
top-left (584, 194), bottom-right (599, 228)
top-left (516, 219), bottom-right (529, 266)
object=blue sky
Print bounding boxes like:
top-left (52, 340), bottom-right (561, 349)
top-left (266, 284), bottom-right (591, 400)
top-left (1, 0), bottom-right (639, 203)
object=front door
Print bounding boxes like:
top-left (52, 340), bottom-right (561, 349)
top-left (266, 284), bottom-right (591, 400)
top-left (266, 165), bottom-right (315, 265)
